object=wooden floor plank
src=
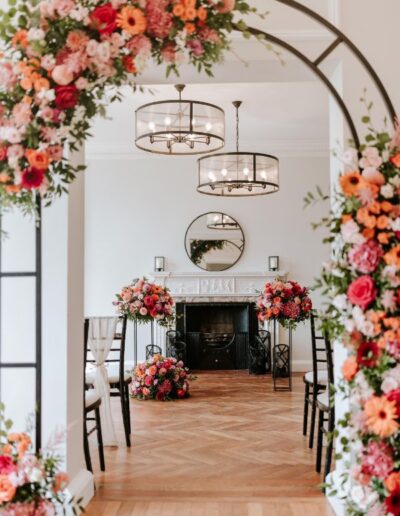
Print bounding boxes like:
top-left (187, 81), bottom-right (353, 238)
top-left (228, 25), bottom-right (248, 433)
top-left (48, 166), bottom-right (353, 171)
top-left (86, 371), bottom-right (333, 515)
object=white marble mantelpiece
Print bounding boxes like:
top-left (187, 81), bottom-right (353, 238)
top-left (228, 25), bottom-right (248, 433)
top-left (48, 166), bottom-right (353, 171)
top-left (151, 271), bottom-right (286, 301)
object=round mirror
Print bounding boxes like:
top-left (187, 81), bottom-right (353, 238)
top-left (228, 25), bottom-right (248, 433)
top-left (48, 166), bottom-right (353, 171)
top-left (185, 212), bottom-right (245, 272)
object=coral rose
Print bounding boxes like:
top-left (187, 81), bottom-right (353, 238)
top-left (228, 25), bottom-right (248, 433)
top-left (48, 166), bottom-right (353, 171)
top-left (0, 474), bottom-right (16, 503)
top-left (347, 275), bottom-right (377, 310)
top-left (385, 245), bottom-right (400, 268)
top-left (342, 355), bottom-right (358, 381)
top-left (26, 150), bottom-right (50, 171)
top-left (90, 2), bottom-right (118, 35)
top-left (55, 85), bottom-right (79, 109)
top-left (51, 64), bottom-right (74, 86)
top-left (216, 0), bottom-right (235, 13)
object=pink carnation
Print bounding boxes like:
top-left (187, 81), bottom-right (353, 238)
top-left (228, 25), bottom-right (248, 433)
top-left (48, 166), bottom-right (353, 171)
top-left (348, 240), bottom-right (383, 273)
top-left (361, 441), bottom-right (394, 479)
top-left (126, 35), bottom-right (152, 57)
top-left (146, 0), bottom-right (173, 39)
top-left (187, 39), bottom-right (204, 57)
top-left (281, 301), bottom-right (300, 319)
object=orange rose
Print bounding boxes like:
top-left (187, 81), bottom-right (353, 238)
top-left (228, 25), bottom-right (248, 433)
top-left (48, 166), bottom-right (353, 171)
top-left (26, 150), bottom-right (50, 171)
top-left (197, 6), bottom-right (207, 20)
top-left (362, 228), bottom-right (375, 240)
top-left (0, 475), bottom-right (16, 503)
top-left (384, 245), bottom-right (400, 268)
top-left (390, 152), bottom-right (400, 168)
top-left (184, 6), bottom-right (197, 20)
top-left (341, 214), bottom-right (352, 224)
top-left (173, 3), bottom-right (185, 16)
top-left (386, 472), bottom-right (400, 492)
top-left (377, 215), bottom-right (389, 230)
top-left (342, 355), bottom-right (358, 381)
top-left (34, 78), bottom-right (50, 91)
top-left (185, 22), bottom-right (196, 33)
top-left (378, 232), bottom-right (391, 244)
top-left (368, 201), bottom-right (381, 215)
top-left (12, 30), bottom-right (28, 49)
top-left (20, 77), bottom-right (33, 90)
top-left (381, 201), bottom-right (394, 213)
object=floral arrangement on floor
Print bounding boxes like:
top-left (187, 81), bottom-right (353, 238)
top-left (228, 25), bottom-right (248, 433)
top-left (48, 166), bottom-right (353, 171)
top-left (255, 278), bottom-right (313, 329)
top-left (0, 406), bottom-right (80, 515)
top-left (114, 277), bottom-right (175, 326)
top-left (0, 0), bottom-right (268, 215)
top-left (131, 354), bottom-right (194, 400)
top-left (314, 109), bottom-right (400, 514)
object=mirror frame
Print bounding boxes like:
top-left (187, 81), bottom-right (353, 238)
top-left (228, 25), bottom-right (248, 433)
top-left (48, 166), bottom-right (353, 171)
top-left (184, 212), bottom-right (245, 272)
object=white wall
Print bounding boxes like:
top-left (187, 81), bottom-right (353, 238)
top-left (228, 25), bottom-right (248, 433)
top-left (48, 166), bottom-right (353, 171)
top-left (85, 153), bottom-right (330, 369)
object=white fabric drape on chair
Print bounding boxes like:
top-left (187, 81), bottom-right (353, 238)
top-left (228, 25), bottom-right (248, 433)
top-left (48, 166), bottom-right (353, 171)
top-left (87, 316), bottom-right (118, 446)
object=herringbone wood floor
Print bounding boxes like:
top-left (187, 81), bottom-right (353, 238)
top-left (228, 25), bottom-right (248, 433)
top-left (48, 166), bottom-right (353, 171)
top-left (86, 371), bottom-right (334, 516)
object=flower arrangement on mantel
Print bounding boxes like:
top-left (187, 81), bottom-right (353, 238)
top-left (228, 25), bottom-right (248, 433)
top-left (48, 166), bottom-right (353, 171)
top-left (309, 106), bottom-right (400, 515)
top-left (0, 406), bottom-right (81, 515)
top-left (131, 354), bottom-right (194, 401)
top-left (114, 277), bottom-right (175, 326)
top-left (0, 0), bottom-right (270, 215)
top-left (255, 278), bottom-right (313, 329)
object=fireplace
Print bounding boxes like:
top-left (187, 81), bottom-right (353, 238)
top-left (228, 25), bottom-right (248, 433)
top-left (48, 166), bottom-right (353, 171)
top-left (176, 302), bottom-right (258, 370)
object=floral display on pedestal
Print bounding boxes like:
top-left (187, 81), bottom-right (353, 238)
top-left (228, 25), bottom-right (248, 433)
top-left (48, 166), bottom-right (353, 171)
top-left (255, 278), bottom-right (313, 329)
top-left (114, 277), bottom-right (175, 327)
top-left (315, 115), bottom-right (400, 515)
top-left (131, 354), bottom-right (195, 401)
top-left (0, 0), bottom-right (266, 214)
top-left (0, 408), bottom-right (80, 515)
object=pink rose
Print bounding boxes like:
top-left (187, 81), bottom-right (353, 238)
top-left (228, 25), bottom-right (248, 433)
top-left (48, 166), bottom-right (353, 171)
top-left (347, 275), bottom-right (377, 309)
top-left (139, 307), bottom-right (148, 316)
top-left (349, 240), bottom-right (383, 273)
top-left (52, 64), bottom-right (74, 85)
top-left (215, 0), bottom-right (235, 13)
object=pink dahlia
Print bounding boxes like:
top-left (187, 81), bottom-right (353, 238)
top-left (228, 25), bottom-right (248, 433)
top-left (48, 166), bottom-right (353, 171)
top-left (145, 0), bottom-right (173, 39)
top-left (281, 301), bottom-right (300, 319)
top-left (349, 240), bottom-right (383, 273)
top-left (361, 441), bottom-right (394, 479)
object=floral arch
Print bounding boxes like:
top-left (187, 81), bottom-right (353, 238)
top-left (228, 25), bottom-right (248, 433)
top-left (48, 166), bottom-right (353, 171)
top-left (0, 0), bottom-right (399, 514)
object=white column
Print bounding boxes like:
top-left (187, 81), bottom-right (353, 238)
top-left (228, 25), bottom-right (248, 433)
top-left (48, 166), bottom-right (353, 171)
top-left (42, 145), bottom-right (94, 508)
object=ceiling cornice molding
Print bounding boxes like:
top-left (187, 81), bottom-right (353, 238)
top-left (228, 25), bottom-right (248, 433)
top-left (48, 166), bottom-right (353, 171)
top-left (86, 139), bottom-right (329, 160)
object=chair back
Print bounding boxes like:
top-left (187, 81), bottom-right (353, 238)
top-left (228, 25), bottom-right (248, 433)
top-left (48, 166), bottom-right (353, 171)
top-left (324, 334), bottom-right (334, 387)
top-left (310, 312), bottom-right (328, 384)
top-left (85, 316), bottom-right (127, 386)
top-left (146, 344), bottom-right (162, 360)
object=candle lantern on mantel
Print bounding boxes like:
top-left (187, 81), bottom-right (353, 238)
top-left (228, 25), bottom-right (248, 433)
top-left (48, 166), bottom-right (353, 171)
top-left (154, 256), bottom-right (165, 272)
top-left (268, 255), bottom-right (279, 272)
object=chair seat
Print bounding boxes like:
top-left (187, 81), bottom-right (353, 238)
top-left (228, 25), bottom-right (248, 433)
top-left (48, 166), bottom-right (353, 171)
top-left (304, 370), bottom-right (328, 386)
top-left (317, 391), bottom-right (329, 411)
top-left (85, 390), bottom-right (101, 410)
top-left (86, 367), bottom-right (132, 386)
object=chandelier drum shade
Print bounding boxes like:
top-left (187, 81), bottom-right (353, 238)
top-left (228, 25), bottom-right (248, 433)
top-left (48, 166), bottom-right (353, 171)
top-left (197, 101), bottom-right (279, 197)
top-left (135, 84), bottom-right (225, 155)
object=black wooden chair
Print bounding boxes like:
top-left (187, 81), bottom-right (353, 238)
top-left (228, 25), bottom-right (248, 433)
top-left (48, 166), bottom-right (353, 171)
top-left (85, 316), bottom-right (132, 447)
top-left (258, 330), bottom-right (272, 372)
top-left (316, 334), bottom-right (335, 488)
top-left (303, 312), bottom-right (328, 448)
top-left (83, 321), bottom-right (105, 472)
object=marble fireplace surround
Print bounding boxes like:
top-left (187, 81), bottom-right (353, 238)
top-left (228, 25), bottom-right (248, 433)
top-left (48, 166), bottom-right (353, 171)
top-left (151, 271), bottom-right (285, 302)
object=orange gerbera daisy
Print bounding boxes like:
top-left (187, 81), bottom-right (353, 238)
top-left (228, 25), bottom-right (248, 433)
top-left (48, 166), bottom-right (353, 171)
top-left (117, 7), bottom-right (147, 35)
top-left (339, 171), bottom-right (365, 196)
top-left (386, 472), bottom-right (400, 492)
top-left (364, 395), bottom-right (399, 437)
top-left (384, 245), bottom-right (400, 268)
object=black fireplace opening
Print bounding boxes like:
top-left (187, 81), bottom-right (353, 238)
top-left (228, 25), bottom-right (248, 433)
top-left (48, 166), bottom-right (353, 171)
top-left (176, 302), bottom-right (258, 370)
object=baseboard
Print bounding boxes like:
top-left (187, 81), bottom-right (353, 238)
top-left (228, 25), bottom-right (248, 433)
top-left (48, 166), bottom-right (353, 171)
top-left (65, 468), bottom-right (94, 514)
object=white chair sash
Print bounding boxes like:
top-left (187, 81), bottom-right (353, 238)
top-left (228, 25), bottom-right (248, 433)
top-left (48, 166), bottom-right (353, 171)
top-left (88, 316), bottom-right (118, 446)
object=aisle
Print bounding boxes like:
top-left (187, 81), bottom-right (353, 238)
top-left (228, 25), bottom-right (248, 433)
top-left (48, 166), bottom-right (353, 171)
top-left (86, 371), bottom-right (333, 516)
